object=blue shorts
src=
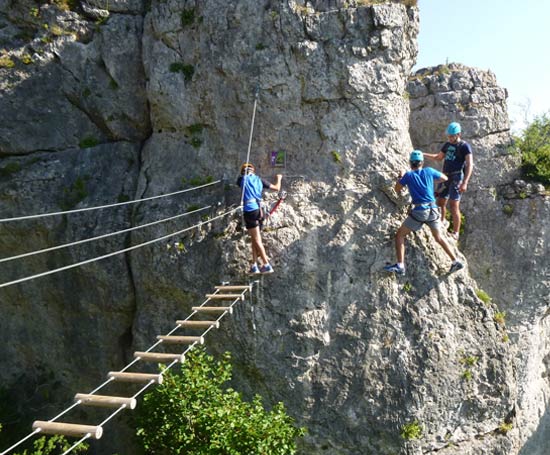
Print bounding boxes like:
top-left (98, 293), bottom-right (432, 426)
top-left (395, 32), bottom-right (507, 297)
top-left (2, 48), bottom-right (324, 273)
top-left (437, 173), bottom-right (463, 201)
top-left (243, 209), bottom-right (263, 229)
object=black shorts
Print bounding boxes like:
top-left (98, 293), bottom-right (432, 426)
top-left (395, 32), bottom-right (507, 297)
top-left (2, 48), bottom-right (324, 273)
top-left (243, 209), bottom-right (263, 229)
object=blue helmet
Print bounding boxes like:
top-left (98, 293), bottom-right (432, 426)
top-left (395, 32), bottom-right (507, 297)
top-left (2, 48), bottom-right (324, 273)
top-left (446, 122), bottom-right (461, 135)
top-left (409, 150), bottom-right (423, 162)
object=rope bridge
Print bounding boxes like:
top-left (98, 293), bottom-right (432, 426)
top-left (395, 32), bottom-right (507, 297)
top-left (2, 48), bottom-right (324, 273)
top-left (0, 284), bottom-right (255, 455)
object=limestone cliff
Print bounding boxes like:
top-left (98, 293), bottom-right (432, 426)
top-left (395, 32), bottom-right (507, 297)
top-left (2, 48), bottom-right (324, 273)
top-left (409, 64), bottom-right (550, 455)
top-left (0, 2), bottom-right (541, 455)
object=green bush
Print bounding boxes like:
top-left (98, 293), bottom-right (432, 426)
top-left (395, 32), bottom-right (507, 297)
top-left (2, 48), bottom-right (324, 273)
top-left (181, 7), bottom-right (196, 27)
top-left (475, 289), bottom-right (492, 305)
top-left (516, 112), bottom-right (550, 185)
top-left (0, 425), bottom-right (88, 455)
top-left (0, 55), bottom-right (15, 68)
top-left (169, 62), bottom-right (195, 82)
top-left (13, 435), bottom-right (88, 455)
top-left (400, 420), bottom-right (422, 440)
top-left (0, 162), bottom-right (22, 177)
top-left (61, 176), bottom-right (89, 210)
top-left (79, 136), bottom-right (99, 149)
top-left (134, 348), bottom-right (306, 455)
top-left (185, 123), bottom-right (205, 135)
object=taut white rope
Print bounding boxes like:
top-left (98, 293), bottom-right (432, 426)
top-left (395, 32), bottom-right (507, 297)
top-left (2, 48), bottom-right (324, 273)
top-left (60, 434), bottom-right (91, 455)
top-left (0, 207), bottom-right (240, 289)
top-left (0, 180), bottom-right (221, 223)
top-left (239, 89), bottom-right (259, 210)
top-left (0, 205), bottom-right (213, 264)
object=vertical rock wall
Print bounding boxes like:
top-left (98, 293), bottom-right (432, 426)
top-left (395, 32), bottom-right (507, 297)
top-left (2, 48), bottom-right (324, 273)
top-left (0, 2), bottom-right (528, 455)
top-left (409, 63), bottom-right (550, 455)
top-left (132, 3), bottom-right (516, 454)
top-left (0, 1), bottom-right (148, 452)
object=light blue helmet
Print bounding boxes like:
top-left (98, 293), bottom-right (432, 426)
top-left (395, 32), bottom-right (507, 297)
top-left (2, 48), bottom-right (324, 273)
top-left (409, 150), bottom-right (424, 162)
top-left (446, 122), bottom-right (461, 135)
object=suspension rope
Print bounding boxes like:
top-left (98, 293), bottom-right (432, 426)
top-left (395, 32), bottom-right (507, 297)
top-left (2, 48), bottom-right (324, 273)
top-left (60, 435), bottom-right (91, 455)
top-left (0, 180), bottom-right (222, 224)
top-left (0, 287), bottom-right (251, 455)
top-left (0, 205), bottom-right (213, 264)
top-left (0, 430), bottom-right (41, 455)
top-left (0, 206), bottom-right (240, 290)
top-left (239, 87), bottom-right (260, 211)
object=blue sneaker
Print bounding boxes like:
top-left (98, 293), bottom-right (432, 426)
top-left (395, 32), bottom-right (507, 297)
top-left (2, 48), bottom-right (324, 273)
top-left (384, 263), bottom-right (405, 275)
top-left (449, 261), bottom-right (464, 273)
top-left (260, 264), bottom-right (274, 274)
top-left (249, 264), bottom-right (261, 275)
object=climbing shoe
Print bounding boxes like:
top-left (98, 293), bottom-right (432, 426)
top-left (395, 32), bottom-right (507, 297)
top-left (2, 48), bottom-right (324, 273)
top-left (384, 263), bottom-right (405, 276)
top-left (249, 264), bottom-right (261, 275)
top-left (449, 261), bottom-right (464, 273)
top-left (260, 264), bottom-right (274, 274)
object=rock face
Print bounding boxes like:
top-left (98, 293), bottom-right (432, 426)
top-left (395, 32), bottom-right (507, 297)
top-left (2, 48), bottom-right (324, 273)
top-left (0, 2), bottom-right (542, 455)
top-left (409, 65), bottom-right (550, 455)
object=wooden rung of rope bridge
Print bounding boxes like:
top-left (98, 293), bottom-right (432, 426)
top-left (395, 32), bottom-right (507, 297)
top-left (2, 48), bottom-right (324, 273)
top-left (215, 285), bottom-right (252, 291)
top-left (32, 421), bottom-right (103, 439)
top-left (157, 335), bottom-right (205, 345)
top-left (27, 282), bottom-right (252, 442)
top-left (74, 394), bottom-right (137, 410)
top-left (134, 351), bottom-right (185, 363)
top-left (177, 320), bottom-right (220, 329)
top-left (206, 293), bottom-right (245, 300)
top-left (193, 306), bottom-right (233, 314)
top-left (108, 372), bottom-right (163, 384)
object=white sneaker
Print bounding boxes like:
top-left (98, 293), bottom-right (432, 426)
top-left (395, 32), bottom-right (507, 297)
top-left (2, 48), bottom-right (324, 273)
top-left (450, 232), bottom-right (459, 241)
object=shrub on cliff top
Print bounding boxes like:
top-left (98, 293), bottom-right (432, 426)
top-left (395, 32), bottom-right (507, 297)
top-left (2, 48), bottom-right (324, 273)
top-left (515, 112), bottom-right (550, 185)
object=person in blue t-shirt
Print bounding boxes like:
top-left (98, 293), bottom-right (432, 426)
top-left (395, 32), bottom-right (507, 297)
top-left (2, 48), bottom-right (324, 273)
top-left (237, 162), bottom-right (282, 274)
top-left (384, 150), bottom-right (464, 276)
top-left (424, 122), bottom-right (474, 241)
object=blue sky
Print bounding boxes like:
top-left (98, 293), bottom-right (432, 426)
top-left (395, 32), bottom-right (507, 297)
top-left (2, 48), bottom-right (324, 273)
top-left (414, 0), bottom-right (550, 131)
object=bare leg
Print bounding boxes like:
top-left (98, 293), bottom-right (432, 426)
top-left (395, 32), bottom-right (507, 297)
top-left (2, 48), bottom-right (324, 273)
top-left (437, 197), bottom-right (447, 222)
top-left (430, 226), bottom-right (456, 261)
top-left (449, 199), bottom-right (461, 234)
top-left (395, 225), bottom-right (412, 265)
top-left (248, 226), bottom-right (269, 265)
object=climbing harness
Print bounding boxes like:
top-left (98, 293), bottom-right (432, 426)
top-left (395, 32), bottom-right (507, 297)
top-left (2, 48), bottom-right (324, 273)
top-left (408, 203), bottom-right (440, 224)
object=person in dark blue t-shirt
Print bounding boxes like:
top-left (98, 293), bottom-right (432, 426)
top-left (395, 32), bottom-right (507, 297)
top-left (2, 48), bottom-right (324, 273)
top-left (424, 122), bottom-right (474, 241)
top-left (237, 162), bottom-right (282, 275)
top-left (384, 150), bottom-right (464, 276)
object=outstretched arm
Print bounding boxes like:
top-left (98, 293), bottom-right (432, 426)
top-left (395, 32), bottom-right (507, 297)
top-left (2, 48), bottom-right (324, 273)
top-left (460, 154), bottom-right (473, 193)
top-left (423, 151), bottom-right (445, 161)
top-left (269, 174), bottom-right (282, 191)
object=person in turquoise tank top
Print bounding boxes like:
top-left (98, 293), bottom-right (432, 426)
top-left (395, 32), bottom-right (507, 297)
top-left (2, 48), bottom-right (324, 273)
top-left (237, 163), bottom-right (282, 274)
top-left (384, 150), bottom-right (464, 276)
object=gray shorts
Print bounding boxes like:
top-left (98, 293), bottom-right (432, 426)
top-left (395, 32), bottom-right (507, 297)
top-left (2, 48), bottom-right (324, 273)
top-left (403, 207), bottom-right (441, 232)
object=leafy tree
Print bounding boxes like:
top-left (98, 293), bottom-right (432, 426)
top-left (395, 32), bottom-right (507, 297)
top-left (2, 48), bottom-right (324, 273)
top-left (515, 112), bottom-right (550, 185)
top-left (134, 348), bottom-right (306, 454)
